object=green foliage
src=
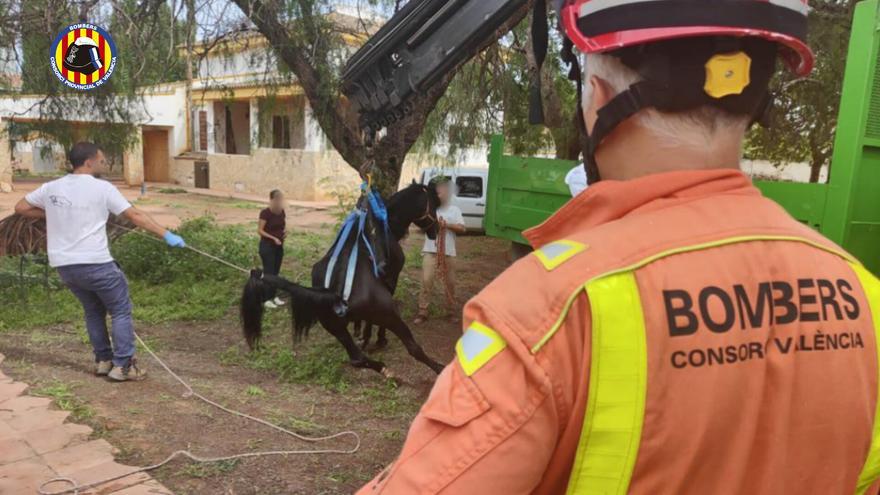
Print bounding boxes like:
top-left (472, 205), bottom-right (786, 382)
top-left (415, 12), bottom-right (579, 161)
top-left (318, 177), bottom-right (360, 225)
top-left (32, 380), bottom-right (95, 422)
top-left (9, 0), bottom-right (184, 166)
top-left (0, 217), bottom-right (256, 331)
top-left (109, 0), bottom-right (186, 89)
top-left (245, 385), bottom-right (266, 397)
top-left (112, 217), bottom-right (257, 284)
top-left (745, 1), bottom-right (855, 182)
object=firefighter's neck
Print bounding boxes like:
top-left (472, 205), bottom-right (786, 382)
top-left (595, 119), bottom-right (743, 181)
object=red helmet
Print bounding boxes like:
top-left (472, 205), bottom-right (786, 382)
top-left (560, 0), bottom-right (814, 76)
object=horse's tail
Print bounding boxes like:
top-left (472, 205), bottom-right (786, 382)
top-left (241, 270), bottom-right (270, 349)
top-left (240, 270), bottom-right (345, 349)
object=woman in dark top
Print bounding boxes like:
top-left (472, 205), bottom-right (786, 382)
top-left (258, 189), bottom-right (287, 308)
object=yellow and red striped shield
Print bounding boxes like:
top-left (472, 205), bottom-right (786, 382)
top-left (51, 23), bottom-right (117, 90)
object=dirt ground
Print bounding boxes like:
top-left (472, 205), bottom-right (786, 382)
top-left (0, 185), bottom-right (513, 494)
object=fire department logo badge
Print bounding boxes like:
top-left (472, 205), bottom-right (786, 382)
top-left (50, 23), bottom-right (117, 90)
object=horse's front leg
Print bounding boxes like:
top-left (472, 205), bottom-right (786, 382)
top-left (321, 317), bottom-right (385, 373)
top-left (379, 313), bottom-right (444, 374)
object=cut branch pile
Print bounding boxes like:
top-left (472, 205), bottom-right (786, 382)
top-left (0, 213), bottom-right (135, 257)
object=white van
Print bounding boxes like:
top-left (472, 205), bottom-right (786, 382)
top-left (419, 167), bottom-right (488, 231)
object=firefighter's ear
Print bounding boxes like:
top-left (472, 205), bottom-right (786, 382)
top-left (584, 75), bottom-right (614, 135)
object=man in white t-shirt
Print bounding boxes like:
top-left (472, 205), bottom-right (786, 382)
top-left (14, 142), bottom-right (186, 382)
top-left (415, 176), bottom-right (466, 324)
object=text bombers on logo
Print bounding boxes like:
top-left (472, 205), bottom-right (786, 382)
top-left (662, 278), bottom-right (865, 369)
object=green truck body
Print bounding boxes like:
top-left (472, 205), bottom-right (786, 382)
top-left (485, 0), bottom-right (880, 275)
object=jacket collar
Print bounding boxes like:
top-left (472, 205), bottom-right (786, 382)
top-left (524, 169), bottom-right (760, 249)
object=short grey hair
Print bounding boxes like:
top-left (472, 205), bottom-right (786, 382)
top-left (582, 53), bottom-right (750, 150)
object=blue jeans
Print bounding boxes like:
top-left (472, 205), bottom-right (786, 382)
top-left (57, 262), bottom-right (135, 368)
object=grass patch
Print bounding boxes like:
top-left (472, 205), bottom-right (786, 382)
top-left (245, 385), bottom-right (265, 397)
top-left (359, 381), bottom-right (419, 419)
top-left (227, 200), bottom-right (263, 210)
top-left (0, 217), bottom-right (256, 331)
top-left (31, 380), bottom-right (95, 422)
top-left (220, 339), bottom-right (350, 393)
top-left (157, 187), bottom-right (187, 194)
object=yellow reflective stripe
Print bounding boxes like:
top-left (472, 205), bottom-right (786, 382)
top-left (533, 239), bottom-right (588, 271)
top-left (531, 234), bottom-right (855, 354)
top-left (566, 271), bottom-right (647, 495)
top-left (853, 262), bottom-right (880, 495)
top-left (456, 321), bottom-right (507, 376)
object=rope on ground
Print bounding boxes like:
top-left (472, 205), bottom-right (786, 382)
top-left (38, 333), bottom-right (361, 495)
top-left (39, 224), bottom-right (358, 495)
top-left (435, 223), bottom-right (456, 307)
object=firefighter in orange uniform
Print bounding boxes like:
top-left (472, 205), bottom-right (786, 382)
top-left (359, 0), bottom-right (880, 493)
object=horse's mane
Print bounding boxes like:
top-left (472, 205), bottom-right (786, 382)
top-left (386, 181), bottom-right (438, 215)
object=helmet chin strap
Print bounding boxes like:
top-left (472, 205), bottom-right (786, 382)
top-left (562, 37), bottom-right (603, 184)
top-left (580, 81), bottom-right (666, 185)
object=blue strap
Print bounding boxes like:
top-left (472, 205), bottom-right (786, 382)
top-left (360, 221), bottom-right (380, 278)
top-left (366, 189), bottom-right (391, 259)
top-left (343, 210), bottom-right (367, 301)
top-left (324, 212), bottom-right (357, 289)
top-left (367, 190), bottom-right (389, 226)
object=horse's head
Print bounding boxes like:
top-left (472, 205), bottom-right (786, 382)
top-left (387, 181), bottom-right (440, 240)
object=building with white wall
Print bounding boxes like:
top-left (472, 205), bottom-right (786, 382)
top-left (0, 9), bottom-right (490, 199)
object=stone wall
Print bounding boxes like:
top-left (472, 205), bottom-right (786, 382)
top-left (168, 147), bottom-right (361, 201)
top-left (123, 131), bottom-right (144, 186)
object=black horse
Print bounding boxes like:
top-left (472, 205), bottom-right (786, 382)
top-left (240, 182), bottom-right (445, 375)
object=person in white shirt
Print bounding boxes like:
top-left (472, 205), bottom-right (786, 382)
top-left (14, 142), bottom-right (186, 382)
top-left (565, 162), bottom-right (589, 197)
top-left (415, 176), bottom-right (466, 325)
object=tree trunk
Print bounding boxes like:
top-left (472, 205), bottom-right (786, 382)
top-left (809, 156), bottom-right (824, 183)
top-left (231, 0), bottom-right (530, 196)
top-left (808, 135), bottom-right (828, 184)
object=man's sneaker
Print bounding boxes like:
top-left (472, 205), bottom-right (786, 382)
top-left (264, 300), bottom-right (278, 309)
top-left (95, 360), bottom-right (113, 376)
top-left (108, 359), bottom-right (147, 382)
top-left (273, 297), bottom-right (286, 306)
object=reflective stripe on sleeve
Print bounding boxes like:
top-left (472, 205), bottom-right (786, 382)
top-left (533, 239), bottom-right (587, 271)
top-left (852, 263), bottom-right (880, 495)
top-left (566, 271), bottom-right (647, 495)
top-left (456, 322), bottom-right (507, 377)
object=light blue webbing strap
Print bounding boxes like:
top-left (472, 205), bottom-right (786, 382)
top-left (360, 226), bottom-right (380, 278)
top-left (343, 210), bottom-right (367, 301)
top-left (324, 212), bottom-right (358, 289)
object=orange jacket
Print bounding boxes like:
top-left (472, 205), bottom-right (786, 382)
top-left (358, 170), bottom-right (880, 494)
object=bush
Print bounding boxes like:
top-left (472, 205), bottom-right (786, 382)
top-left (112, 216), bottom-right (259, 284)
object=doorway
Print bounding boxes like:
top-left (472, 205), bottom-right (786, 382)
top-left (142, 129), bottom-right (170, 182)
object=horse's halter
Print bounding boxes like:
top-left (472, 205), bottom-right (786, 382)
top-left (411, 186), bottom-right (438, 232)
